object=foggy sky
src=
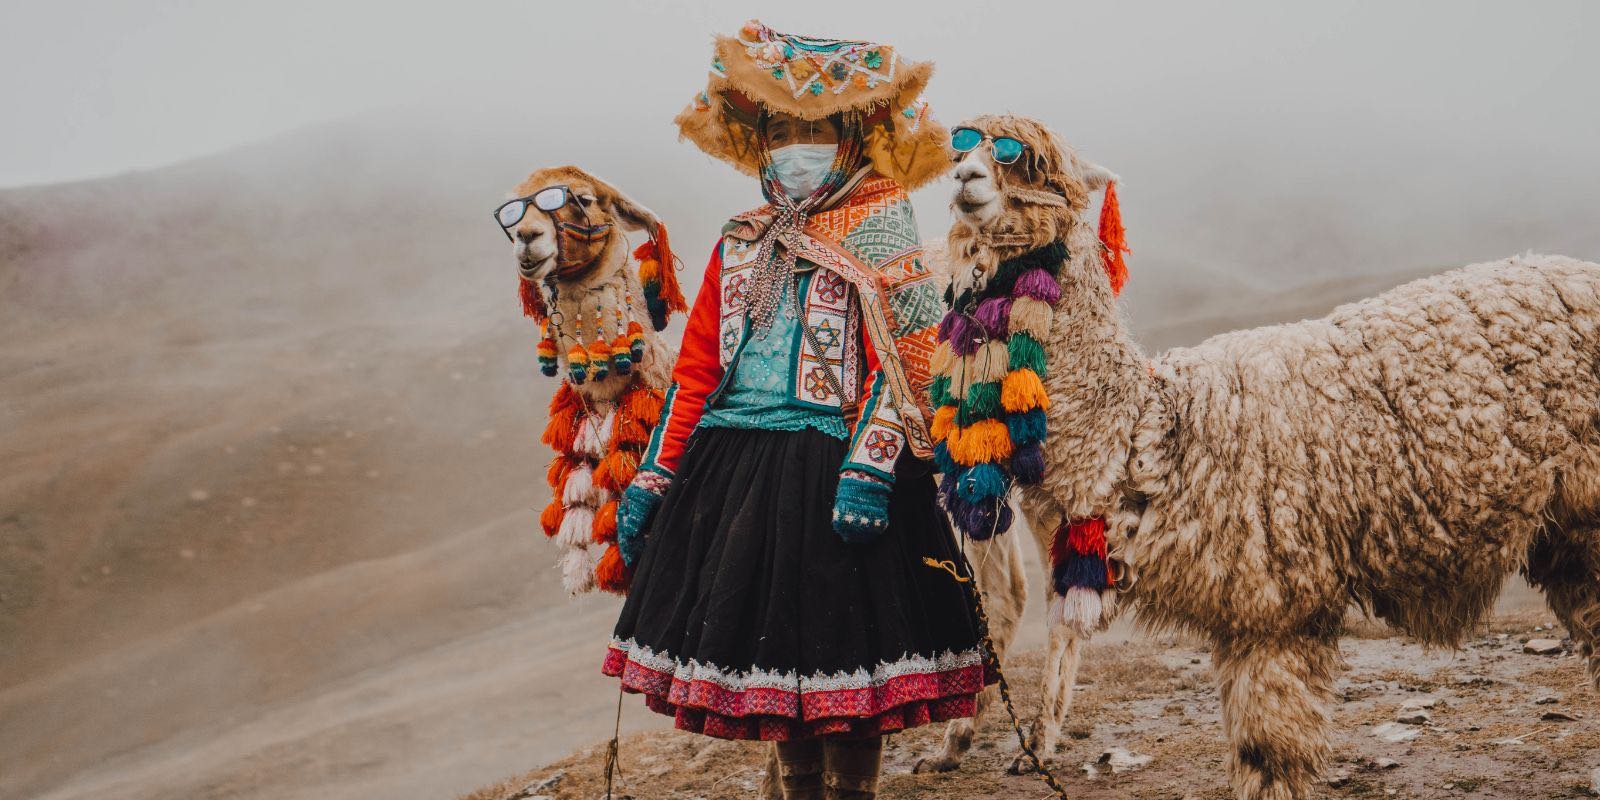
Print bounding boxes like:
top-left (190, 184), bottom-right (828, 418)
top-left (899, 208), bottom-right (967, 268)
top-left (3, 0), bottom-right (1597, 189)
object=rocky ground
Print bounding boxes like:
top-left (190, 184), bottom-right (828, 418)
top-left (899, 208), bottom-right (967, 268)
top-left (465, 608), bottom-right (1600, 800)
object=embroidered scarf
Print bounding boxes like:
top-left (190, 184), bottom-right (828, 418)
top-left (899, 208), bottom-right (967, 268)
top-left (723, 172), bottom-right (942, 458)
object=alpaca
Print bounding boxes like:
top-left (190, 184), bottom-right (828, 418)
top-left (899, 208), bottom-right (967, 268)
top-left (503, 165), bottom-right (683, 594)
top-left (924, 114), bottom-right (1600, 800)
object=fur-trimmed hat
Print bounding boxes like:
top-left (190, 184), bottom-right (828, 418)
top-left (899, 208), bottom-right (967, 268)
top-left (674, 20), bottom-right (949, 191)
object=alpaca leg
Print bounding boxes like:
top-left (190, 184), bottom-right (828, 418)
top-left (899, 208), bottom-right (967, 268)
top-left (1214, 635), bottom-right (1337, 800)
top-left (913, 528), bottom-right (1028, 773)
top-left (1008, 624), bottom-right (1086, 774)
top-left (1526, 528), bottom-right (1600, 692)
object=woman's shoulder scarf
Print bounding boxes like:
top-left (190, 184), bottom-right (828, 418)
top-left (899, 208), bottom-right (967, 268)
top-left (724, 175), bottom-right (942, 460)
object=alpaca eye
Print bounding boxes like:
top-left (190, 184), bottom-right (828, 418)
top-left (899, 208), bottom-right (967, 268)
top-left (577, 195), bottom-right (596, 207)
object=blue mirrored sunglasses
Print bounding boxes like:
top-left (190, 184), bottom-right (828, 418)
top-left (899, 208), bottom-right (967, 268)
top-left (950, 127), bottom-right (1026, 165)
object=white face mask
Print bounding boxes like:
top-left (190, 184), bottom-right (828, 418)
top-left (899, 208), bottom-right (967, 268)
top-left (769, 143), bottom-right (837, 200)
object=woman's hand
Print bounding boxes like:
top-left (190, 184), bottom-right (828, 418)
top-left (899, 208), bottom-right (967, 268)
top-left (832, 471), bottom-right (892, 543)
top-left (617, 470), bottom-right (673, 566)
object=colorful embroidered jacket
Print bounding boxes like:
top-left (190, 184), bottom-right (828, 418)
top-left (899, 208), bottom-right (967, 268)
top-left (639, 175), bottom-right (944, 485)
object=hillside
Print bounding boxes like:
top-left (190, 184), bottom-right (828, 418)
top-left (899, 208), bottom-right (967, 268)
top-left (2, 111), bottom-right (1596, 800)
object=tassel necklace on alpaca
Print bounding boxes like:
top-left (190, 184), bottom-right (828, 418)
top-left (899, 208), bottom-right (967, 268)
top-left (930, 182), bottom-right (1130, 630)
top-left (518, 230), bottom-right (683, 594)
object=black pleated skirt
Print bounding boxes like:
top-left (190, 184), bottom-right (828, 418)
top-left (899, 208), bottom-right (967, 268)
top-left (601, 425), bottom-right (993, 740)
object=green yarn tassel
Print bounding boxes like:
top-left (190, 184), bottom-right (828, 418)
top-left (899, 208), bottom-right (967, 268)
top-left (1008, 333), bottom-right (1047, 376)
top-left (958, 381), bottom-right (1002, 426)
top-left (930, 375), bottom-right (954, 408)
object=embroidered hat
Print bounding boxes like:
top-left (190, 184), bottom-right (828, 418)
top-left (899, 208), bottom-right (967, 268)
top-left (675, 20), bottom-right (949, 191)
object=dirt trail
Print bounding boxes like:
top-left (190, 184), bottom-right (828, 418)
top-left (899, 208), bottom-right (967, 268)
top-left (466, 598), bottom-right (1600, 800)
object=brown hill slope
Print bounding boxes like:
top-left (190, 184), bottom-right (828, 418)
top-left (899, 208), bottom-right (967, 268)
top-left (2, 113), bottom-right (1593, 800)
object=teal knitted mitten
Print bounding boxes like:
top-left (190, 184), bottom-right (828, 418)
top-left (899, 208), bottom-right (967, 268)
top-left (833, 472), bottom-right (892, 543)
top-left (618, 470), bottom-right (672, 566)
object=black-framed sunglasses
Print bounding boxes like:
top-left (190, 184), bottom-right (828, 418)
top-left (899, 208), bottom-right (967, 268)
top-left (950, 127), bottom-right (1026, 165)
top-left (494, 185), bottom-right (576, 241)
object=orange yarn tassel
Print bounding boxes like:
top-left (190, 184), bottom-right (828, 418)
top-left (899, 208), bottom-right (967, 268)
top-left (595, 543), bottom-right (631, 594)
top-left (948, 418), bottom-right (1015, 466)
top-left (1097, 181), bottom-right (1129, 296)
top-left (624, 385), bottom-right (665, 421)
top-left (549, 382), bottom-right (583, 414)
top-left (931, 404), bottom-right (957, 441)
top-left (1000, 368), bottom-right (1049, 413)
top-left (593, 448), bottom-right (639, 493)
top-left (542, 408), bottom-right (579, 453)
top-left (593, 499), bottom-right (619, 543)
top-left (539, 498), bottom-right (563, 537)
top-left (546, 454), bottom-right (575, 490)
top-left (651, 223), bottom-right (687, 314)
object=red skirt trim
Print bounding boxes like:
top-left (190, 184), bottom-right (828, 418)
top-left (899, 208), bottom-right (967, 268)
top-left (602, 642), bottom-right (989, 741)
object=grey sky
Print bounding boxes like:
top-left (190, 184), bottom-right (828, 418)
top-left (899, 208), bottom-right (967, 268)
top-left (3, 0), bottom-right (1596, 189)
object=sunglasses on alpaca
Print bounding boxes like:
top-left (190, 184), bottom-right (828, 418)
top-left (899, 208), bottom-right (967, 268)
top-left (950, 127), bottom-right (1026, 165)
top-left (494, 185), bottom-right (600, 242)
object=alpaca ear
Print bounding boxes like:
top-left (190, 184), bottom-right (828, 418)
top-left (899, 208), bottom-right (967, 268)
top-left (1079, 160), bottom-right (1121, 194)
top-left (590, 174), bottom-right (662, 234)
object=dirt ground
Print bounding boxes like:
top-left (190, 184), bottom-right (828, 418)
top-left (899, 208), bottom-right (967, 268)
top-left (465, 606), bottom-right (1600, 800)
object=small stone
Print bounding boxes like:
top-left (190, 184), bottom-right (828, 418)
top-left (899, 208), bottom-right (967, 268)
top-left (1443, 782), bottom-right (1455, 790)
top-left (1534, 695), bottom-right (1559, 705)
top-left (1327, 770), bottom-right (1352, 787)
top-left (1589, 766), bottom-right (1600, 795)
top-left (1401, 696), bottom-right (1439, 710)
top-left (1524, 638), bottom-right (1564, 655)
top-left (1097, 747), bottom-right (1153, 773)
top-left (1373, 721), bottom-right (1421, 742)
top-left (1375, 757), bottom-right (1400, 770)
top-left (1541, 710), bottom-right (1579, 722)
top-left (1190, 657), bottom-right (1202, 664)
top-left (1396, 710), bottom-right (1432, 725)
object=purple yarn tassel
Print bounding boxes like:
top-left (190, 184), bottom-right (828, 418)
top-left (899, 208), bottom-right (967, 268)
top-left (1014, 268), bottom-right (1062, 303)
top-left (973, 296), bottom-right (1012, 339)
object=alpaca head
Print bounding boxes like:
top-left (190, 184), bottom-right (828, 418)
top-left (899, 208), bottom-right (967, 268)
top-left (502, 166), bottom-right (662, 286)
top-left (947, 115), bottom-right (1117, 285)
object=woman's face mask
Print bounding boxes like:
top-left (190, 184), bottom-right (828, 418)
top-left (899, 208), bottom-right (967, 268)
top-left (769, 143), bottom-right (837, 200)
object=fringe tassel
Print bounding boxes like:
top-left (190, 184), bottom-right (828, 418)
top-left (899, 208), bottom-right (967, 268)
top-left (593, 449), bottom-right (638, 493)
top-left (560, 546), bottom-right (598, 594)
top-left (1009, 297), bottom-right (1053, 342)
top-left (1098, 181), bottom-right (1129, 296)
top-left (519, 278), bottom-right (546, 321)
top-left (540, 498), bottom-right (563, 537)
top-left (931, 405), bottom-right (957, 440)
top-left (594, 543), bottom-right (631, 594)
top-left (1000, 368), bottom-right (1049, 413)
top-left (557, 505), bottom-right (596, 548)
top-left (593, 499), bottom-right (619, 543)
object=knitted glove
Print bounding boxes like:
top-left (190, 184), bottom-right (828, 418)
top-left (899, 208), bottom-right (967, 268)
top-left (832, 471), bottom-right (892, 544)
top-left (617, 469), bottom-right (672, 566)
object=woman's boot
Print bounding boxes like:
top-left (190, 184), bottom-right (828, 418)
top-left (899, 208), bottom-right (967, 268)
top-left (775, 739), bottom-right (825, 800)
top-left (822, 736), bottom-right (883, 799)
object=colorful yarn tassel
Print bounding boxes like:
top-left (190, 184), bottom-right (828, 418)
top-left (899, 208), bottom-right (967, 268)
top-left (609, 332), bottom-right (634, 375)
top-left (519, 278), bottom-right (545, 321)
top-left (588, 338), bottom-right (612, 381)
top-left (626, 321), bottom-right (647, 363)
top-left (634, 224), bottom-right (686, 333)
top-left (594, 543), bottom-right (631, 594)
top-left (566, 344), bottom-right (590, 384)
top-left (536, 334), bottom-right (559, 377)
top-left (928, 241), bottom-right (1069, 539)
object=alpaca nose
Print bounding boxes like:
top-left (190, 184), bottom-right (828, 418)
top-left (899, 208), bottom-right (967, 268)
top-left (954, 157), bottom-right (990, 184)
top-left (516, 227), bottom-right (543, 245)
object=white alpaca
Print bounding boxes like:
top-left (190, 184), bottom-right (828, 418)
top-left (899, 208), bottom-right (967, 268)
top-left (920, 114), bottom-right (1600, 800)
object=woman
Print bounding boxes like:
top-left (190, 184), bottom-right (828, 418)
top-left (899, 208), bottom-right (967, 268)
top-left (603, 21), bottom-right (990, 799)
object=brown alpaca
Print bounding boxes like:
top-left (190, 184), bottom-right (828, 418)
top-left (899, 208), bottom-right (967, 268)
top-left (503, 165), bottom-right (676, 592)
top-left (921, 114), bottom-right (1600, 800)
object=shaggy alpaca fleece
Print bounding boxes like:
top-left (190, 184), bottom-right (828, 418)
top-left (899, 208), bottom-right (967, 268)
top-left (1028, 243), bottom-right (1600, 796)
top-left (943, 114), bottom-right (1600, 800)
